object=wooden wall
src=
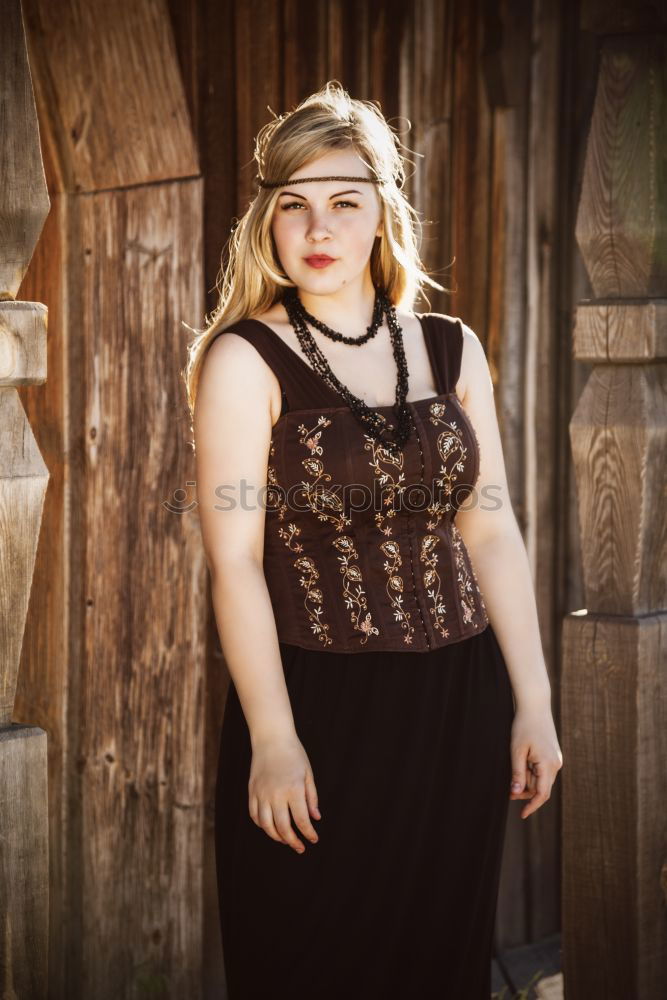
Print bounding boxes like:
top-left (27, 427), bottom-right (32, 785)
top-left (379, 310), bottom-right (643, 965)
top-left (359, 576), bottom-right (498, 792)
top-left (563, 3), bottom-right (667, 996)
top-left (10, 0), bottom-right (597, 995)
top-left (16, 1), bottom-right (208, 997)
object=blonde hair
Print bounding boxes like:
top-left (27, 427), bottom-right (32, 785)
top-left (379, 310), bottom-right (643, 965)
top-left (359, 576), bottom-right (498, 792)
top-left (182, 80), bottom-right (446, 439)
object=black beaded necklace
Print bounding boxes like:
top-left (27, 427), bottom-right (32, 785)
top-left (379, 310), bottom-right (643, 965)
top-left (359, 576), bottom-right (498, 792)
top-left (282, 285), bottom-right (412, 457)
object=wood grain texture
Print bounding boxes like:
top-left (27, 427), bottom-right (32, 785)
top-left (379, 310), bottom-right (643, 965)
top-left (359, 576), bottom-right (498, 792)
top-left (562, 612), bottom-right (667, 999)
top-left (0, 0), bottom-right (50, 299)
top-left (234, 0), bottom-right (283, 209)
top-left (450, 2), bottom-right (492, 333)
top-left (0, 9), bottom-right (51, 995)
top-left (575, 36), bottom-right (667, 299)
top-left (16, 178), bottom-right (207, 997)
top-left (0, 725), bottom-right (49, 1000)
top-left (0, 302), bottom-right (47, 384)
top-left (566, 27), bottom-right (667, 998)
top-left (569, 362), bottom-right (667, 615)
top-left (72, 179), bottom-right (207, 998)
top-left (15, 198), bottom-right (68, 997)
top-left (0, 389), bottom-right (49, 724)
top-left (21, 0), bottom-right (199, 193)
top-left (404, 0), bottom-right (454, 313)
top-left (521, 0), bottom-right (564, 946)
top-left (574, 300), bottom-right (667, 362)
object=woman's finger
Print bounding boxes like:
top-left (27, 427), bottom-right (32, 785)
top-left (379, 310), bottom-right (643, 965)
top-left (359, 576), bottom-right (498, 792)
top-left (510, 749), bottom-right (528, 794)
top-left (304, 766), bottom-right (321, 820)
top-left (520, 764), bottom-right (552, 819)
top-left (272, 800), bottom-right (306, 853)
top-left (257, 799), bottom-right (287, 845)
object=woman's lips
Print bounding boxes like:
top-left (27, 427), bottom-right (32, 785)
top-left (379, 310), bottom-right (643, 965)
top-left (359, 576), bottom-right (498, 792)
top-left (304, 256), bottom-right (336, 269)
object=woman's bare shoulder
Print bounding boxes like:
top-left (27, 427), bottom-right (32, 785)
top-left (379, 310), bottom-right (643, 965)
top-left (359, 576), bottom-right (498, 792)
top-left (204, 322), bottom-right (283, 425)
top-left (458, 321), bottom-right (493, 403)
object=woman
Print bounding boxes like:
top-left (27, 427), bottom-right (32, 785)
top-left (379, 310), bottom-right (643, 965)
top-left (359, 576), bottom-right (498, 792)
top-left (185, 81), bottom-right (562, 999)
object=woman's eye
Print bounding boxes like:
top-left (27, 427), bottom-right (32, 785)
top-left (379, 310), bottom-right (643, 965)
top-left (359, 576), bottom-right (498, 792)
top-left (280, 200), bottom-right (358, 211)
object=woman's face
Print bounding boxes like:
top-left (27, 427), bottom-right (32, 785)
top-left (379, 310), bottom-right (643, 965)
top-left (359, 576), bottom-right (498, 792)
top-left (270, 147), bottom-right (383, 295)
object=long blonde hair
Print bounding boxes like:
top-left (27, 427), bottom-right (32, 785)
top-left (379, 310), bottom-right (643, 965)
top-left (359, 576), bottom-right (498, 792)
top-left (182, 80), bottom-right (446, 437)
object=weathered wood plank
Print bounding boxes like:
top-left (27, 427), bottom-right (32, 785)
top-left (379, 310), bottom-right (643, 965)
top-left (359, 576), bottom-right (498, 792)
top-left (0, 0), bottom-right (50, 299)
top-left (71, 179), bottom-right (206, 998)
top-left (0, 388), bottom-right (49, 723)
top-left (574, 36), bottom-right (667, 299)
top-left (574, 301), bottom-right (667, 363)
top-left (0, 7), bottom-right (51, 995)
top-left (21, 0), bottom-right (199, 193)
top-left (562, 613), bottom-right (667, 997)
top-left (15, 196), bottom-right (68, 996)
top-left (569, 361), bottom-right (666, 614)
top-left (450, 2), bottom-right (492, 334)
top-left (18, 178), bottom-right (207, 997)
top-left (0, 725), bottom-right (49, 1000)
top-left (0, 302), bottom-right (47, 384)
top-left (234, 0), bottom-right (283, 208)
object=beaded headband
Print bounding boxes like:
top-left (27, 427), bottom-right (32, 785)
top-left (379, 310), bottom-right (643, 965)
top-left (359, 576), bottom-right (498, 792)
top-left (256, 174), bottom-right (382, 189)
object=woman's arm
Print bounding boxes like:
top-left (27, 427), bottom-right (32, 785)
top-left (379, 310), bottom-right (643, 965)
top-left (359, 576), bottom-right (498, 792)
top-left (454, 325), bottom-right (552, 712)
top-left (454, 324), bottom-right (563, 819)
top-left (195, 333), bottom-right (297, 741)
top-left (194, 334), bottom-right (321, 852)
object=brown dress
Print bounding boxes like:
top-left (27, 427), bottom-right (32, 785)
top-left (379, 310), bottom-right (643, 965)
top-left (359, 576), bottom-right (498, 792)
top-left (214, 313), bottom-right (515, 999)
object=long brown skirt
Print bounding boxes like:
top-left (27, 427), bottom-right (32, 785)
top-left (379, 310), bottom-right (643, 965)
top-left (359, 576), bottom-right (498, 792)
top-left (215, 623), bottom-right (515, 999)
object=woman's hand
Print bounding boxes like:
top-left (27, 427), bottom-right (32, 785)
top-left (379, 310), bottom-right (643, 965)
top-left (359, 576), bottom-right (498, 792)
top-left (509, 705), bottom-right (563, 819)
top-left (248, 734), bottom-right (322, 853)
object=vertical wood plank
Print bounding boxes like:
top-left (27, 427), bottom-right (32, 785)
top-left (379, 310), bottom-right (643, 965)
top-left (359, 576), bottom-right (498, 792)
top-left (566, 26), bottom-right (667, 998)
top-left (1, 2), bottom-right (51, 995)
top-left (17, 2), bottom-right (209, 994)
top-left (21, 0), bottom-right (198, 192)
top-left (74, 179), bottom-right (206, 998)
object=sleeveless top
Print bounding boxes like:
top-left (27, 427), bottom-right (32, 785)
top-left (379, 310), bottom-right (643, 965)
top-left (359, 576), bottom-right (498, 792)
top-left (217, 312), bottom-right (489, 653)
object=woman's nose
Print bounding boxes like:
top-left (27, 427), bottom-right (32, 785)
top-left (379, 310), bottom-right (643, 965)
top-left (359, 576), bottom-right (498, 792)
top-left (305, 214), bottom-right (331, 241)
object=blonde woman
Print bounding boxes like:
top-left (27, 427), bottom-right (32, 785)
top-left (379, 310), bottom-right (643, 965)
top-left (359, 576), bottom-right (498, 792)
top-left (185, 82), bottom-right (562, 999)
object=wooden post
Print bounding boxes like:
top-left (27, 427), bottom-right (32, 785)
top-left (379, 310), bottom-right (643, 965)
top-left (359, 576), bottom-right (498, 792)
top-left (564, 9), bottom-right (667, 997)
top-left (15, 0), bottom-right (207, 996)
top-left (0, 1), bottom-right (51, 996)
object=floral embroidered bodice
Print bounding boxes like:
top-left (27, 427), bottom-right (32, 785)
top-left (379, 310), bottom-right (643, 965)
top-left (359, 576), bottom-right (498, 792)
top-left (217, 312), bottom-right (489, 653)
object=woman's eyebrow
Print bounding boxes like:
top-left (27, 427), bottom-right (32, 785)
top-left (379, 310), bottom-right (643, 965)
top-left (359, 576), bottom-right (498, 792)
top-left (277, 188), bottom-right (363, 199)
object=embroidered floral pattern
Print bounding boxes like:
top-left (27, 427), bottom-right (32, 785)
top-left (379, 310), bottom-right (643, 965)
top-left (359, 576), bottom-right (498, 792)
top-left (424, 401), bottom-right (469, 530)
top-left (267, 436), bottom-right (288, 521)
top-left (379, 539), bottom-right (415, 645)
top-left (419, 535), bottom-right (450, 639)
top-left (332, 535), bottom-right (379, 643)
top-left (450, 522), bottom-right (486, 627)
top-left (364, 434), bottom-right (415, 644)
top-left (295, 416), bottom-right (377, 644)
top-left (269, 440), bottom-right (333, 646)
top-left (265, 397), bottom-right (486, 649)
top-left (296, 417), bottom-right (352, 532)
top-left (276, 521), bottom-right (333, 647)
top-left (266, 467), bottom-right (288, 520)
top-left (277, 521), bottom-right (304, 554)
top-left (363, 434), bottom-right (406, 536)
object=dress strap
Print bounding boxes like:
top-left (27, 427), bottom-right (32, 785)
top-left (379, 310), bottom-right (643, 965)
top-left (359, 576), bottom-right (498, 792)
top-left (420, 313), bottom-right (464, 395)
top-left (210, 319), bottom-right (341, 416)
top-left (212, 313), bottom-right (464, 415)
